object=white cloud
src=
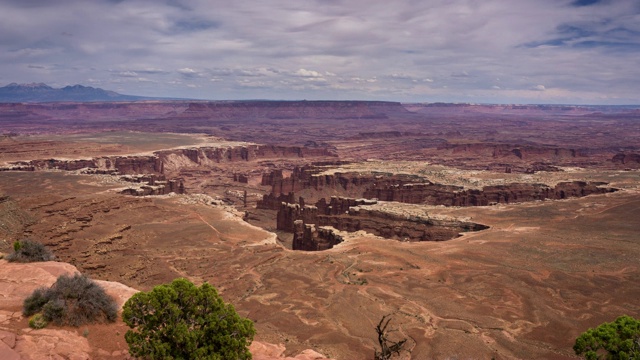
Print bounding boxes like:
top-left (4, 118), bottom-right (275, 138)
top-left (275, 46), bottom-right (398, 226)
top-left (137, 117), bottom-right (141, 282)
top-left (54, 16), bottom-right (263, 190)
top-left (117, 71), bottom-right (138, 78)
top-left (294, 69), bottom-right (323, 78)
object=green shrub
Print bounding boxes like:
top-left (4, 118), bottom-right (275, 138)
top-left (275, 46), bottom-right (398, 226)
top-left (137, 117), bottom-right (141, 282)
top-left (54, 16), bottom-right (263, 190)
top-left (574, 315), bottom-right (640, 360)
top-left (22, 273), bottom-right (117, 327)
top-left (123, 278), bottom-right (255, 360)
top-left (7, 239), bottom-right (54, 263)
top-left (28, 313), bottom-right (48, 329)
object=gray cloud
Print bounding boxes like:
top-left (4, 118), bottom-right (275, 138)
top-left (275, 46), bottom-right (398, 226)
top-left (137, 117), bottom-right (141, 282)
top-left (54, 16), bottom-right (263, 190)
top-left (0, 0), bottom-right (639, 104)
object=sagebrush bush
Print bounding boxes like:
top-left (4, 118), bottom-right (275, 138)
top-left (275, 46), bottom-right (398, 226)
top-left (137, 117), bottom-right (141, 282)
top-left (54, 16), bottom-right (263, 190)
top-left (6, 239), bottom-right (54, 263)
top-left (23, 287), bottom-right (50, 316)
top-left (22, 273), bottom-right (117, 327)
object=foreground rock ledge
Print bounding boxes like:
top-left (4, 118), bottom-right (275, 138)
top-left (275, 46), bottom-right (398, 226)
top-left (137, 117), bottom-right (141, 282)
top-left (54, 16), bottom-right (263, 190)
top-left (0, 260), bottom-right (332, 360)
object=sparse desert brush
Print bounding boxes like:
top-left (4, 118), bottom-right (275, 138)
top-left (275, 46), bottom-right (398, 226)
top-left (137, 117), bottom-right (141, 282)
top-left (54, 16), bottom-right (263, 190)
top-left (23, 273), bottom-right (117, 327)
top-left (28, 313), bottom-right (48, 329)
top-left (6, 238), bottom-right (54, 263)
top-left (23, 287), bottom-right (50, 316)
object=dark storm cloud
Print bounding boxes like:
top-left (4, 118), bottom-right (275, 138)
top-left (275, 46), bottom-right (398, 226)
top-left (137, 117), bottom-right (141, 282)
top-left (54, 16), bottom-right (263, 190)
top-left (524, 13), bottom-right (640, 53)
top-left (571, 0), bottom-right (604, 7)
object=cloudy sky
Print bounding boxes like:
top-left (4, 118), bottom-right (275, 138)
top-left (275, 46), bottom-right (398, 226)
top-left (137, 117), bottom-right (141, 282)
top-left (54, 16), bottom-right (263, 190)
top-left (1, 0), bottom-right (639, 104)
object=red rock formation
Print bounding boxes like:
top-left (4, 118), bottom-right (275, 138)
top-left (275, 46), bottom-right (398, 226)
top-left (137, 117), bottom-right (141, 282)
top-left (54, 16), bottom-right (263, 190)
top-left (156, 145), bottom-right (335, 165)
top-left (612, 152), bottom-right (640, 166)
top-left (264, 165), bottom-right (412, 197)
top-left (438, 143), bottom-right (586, 161)
top-left (280, 196), bottom-right (489, 250)
top-left (11, 155), bottom-right (162, 174)
top-left (364, 181), bottom-right (615, 206)
top-left (233, 173), bottom-right (249, 183)
top-left (262, 166), bottom-right (617, 208)
top-left (0, 260), bottom-right (332, 360)
top-left (120, 179), bottom-right (184, 196)
top-left (257, 192), bottom-right (296, 210)
top-left (261, 169), bottom-right (284, 186)
top-left (29, 159), bottom-right (98, 171)
top-left (112, 156), bottom-right (163, 174)
top-left (277, 203), bottom-right (319, 232)
top-left (292, 222), bottom-right (344, 251)
top-left (3, 145), bottom-right (335, 176)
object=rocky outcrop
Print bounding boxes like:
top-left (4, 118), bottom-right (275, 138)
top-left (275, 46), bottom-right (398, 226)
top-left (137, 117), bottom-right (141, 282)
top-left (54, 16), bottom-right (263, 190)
top-left (120, 179), bottom-right (185, 196)
top-left (2, 145), bottom-right (335, 176)
top-left (612, 152), bottom-right (640, 166)
top-left (112, 156), bottom-right (163, 174)
top-left (0, 260), bottom-right (332, 360)
top-left (262, 166), bottom-right (617, 207)
top-left (0, 260), bottom-right (138, 359)
top-left (292, 222), bottom-right (344, 251)
top-left (7, 155), bottom-right (162, 174)
top-left (118, 174), bottom-right (184, 196)
top-left (437, 143), bottom-right (587, 161)
top-left (257, 192), bottom-right (296, 210)
top-left (233, 173), bottom-right (249, 183)
top-left (157, 145), bottom-right (335, 167)
top-left (28, 158), bottom-right (101, 172)
top-left (277, 203), bottom-right (319, 232)
top-left (250, 341), bottom-right (333, 360)
top-left (262, 165), bottom-right (415, 198)
top-left (364, 181), bottom-right (616, 206)
top-left (280, 197), bottom-right (489, 250)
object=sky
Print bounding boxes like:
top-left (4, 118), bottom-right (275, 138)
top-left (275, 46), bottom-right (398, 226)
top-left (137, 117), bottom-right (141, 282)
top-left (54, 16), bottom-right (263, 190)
top-left (1, 0), bottom-right (639, 104)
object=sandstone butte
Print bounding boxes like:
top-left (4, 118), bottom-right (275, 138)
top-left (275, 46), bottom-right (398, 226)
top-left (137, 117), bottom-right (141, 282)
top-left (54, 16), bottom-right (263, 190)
top-left (0, 259), bottom-right (332, 360)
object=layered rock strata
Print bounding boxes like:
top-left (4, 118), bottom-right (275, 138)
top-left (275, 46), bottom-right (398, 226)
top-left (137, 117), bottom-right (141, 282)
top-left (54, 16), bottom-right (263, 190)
top-left (259, 166), bottom-right (617, 208)
top-left (363, 181), bottom-right (615, 206)
top-left (280, 197), bottom-right (489, 250)
top-left (3, 145), bottom-right (335, 175)
top-left (612, 152), bottom-right (640, 166)
top-left (292, 221), bottom-right (345, 251)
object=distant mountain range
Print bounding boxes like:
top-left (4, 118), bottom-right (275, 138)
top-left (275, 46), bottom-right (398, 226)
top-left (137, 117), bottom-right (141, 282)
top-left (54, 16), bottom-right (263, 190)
top-left (0, 83), bottom-right (162, 102)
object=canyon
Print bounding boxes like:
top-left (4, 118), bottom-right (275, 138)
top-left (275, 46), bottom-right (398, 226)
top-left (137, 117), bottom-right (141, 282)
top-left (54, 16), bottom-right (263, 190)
top-left (0, 100), bottom-right (639, 359)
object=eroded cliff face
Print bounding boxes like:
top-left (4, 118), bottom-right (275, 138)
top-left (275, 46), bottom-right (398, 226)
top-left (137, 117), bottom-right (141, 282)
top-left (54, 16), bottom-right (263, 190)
top-left (5, 145), bottom-right (335, 175)
top-left (259, 166), bottom-right (617, 208)
top-left (363, 181), bottom-right (615, 206)
top-left (292, 221), bottom-right (345, 251)
top-left (259, 165), bottom-right (618, 250)
top-left (612, 152), bottom-right (640, 166)
top-left (159, 145), bottom-right (335, 172)
top-left (260, 164), bottom-right (410, 200)
top-left (119, 174), bottom-right (185, 196)
top-left (280, 196), bottom-right (489, 250)
top-left (438, 143), bottom-right (584, 161)
top-left (7, 156), bottom-right (162, 175)
top-left (1, 145), bottom-right (336, 200)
